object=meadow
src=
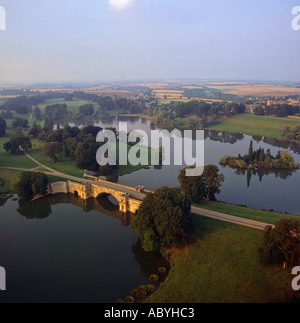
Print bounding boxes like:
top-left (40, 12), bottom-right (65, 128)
top-left (206, 114), bottom-right (300, 141)
top-left (147, 213), bottom-right (296, 303)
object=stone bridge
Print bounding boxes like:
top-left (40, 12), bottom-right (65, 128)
top-left (47, 180), bottom-right (146, 214)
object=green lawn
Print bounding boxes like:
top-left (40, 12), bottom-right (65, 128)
top-left (0, 128), bottom-right (37, 169)
top-left (173, 113), bottom-right (300, 142)
top-left (206, 114), bottom-right (300, 141)
top-left (194, 201), bottom-right (300, 224)
top-left (147, 214), bottom-right (295, 303)
top-left (30, 140), bottom-right (85, 178)
top-left (0, 169), bottom-right (23, 193)
top-left (38, 98), bottom-right (95, 114)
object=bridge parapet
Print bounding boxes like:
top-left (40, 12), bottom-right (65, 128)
top-left (48, 180), bottom-right (142, 214)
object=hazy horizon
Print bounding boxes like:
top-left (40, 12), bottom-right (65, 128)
top-left (0, 0), bottom-right (300, 83)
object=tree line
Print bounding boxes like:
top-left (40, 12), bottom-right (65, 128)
top-left (182, 87), bottom-right (244, 102)
top-left (71, 91), bottom-right (145, 114)
top-left (254, 104), bottom-right (300, 117)
top-left (145, 100), bottom-right (246, 129)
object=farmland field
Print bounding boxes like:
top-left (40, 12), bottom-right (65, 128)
top-left (206, 84), bottom-right (300, 97)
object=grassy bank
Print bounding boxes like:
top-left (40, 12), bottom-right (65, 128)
top-left (206, 114), bottom-right (300, 141)
top-left (147, 213), bottom-right (296, 303)
top-left (193, 201), bottom-right (300, 224)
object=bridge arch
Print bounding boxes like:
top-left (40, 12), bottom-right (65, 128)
top-left (95, 191), bottom-right (120, 204)
top-left (92, 187), bottom-right (128, 213)
top-left (95, 192), bottom-right (120, 211)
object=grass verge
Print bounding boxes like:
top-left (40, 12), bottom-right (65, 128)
top-left (193, 201), bottom-right (300, 224)
top-left (147, 214), bottom-right (296, 303)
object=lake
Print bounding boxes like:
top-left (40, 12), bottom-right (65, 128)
top-left (69, 116), bottom-right (300, 214)
top-left (0, 194), bottom-right (169, 303)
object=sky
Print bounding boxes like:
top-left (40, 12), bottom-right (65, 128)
top-left (0, 0), bottom-right (300, 83)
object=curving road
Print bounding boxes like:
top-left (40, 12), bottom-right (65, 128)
top-left (191, 206), bottom-right (272, 231)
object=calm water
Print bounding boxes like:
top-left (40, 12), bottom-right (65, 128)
top-left (68, 116), bottom-right (300, 214)
top-left (0, 195), bottom-right (169, 303)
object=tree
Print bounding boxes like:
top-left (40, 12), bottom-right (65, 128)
top-left (15, 105), bottom-right (28, 115)
top-left (82, 125), bottom-right (103, 137)
top-left (248, 140), bottom-right (254, 160)
top-left (179, 165), bottom-right (224, 202)
top-left (133, 187), bottom-right (191, 252)
top-left (62, 125), bottom-right (81, 140)
top-left (29, 126), bottom-right (39, 138)
top-left (79, 104), bottom-right (95, 118)
top-left (44, 142), bottom-right (63, 163)
top-left (254, 106), bottom-right (265, 116)
top-left (259, 219), bottom-right (300, 266)
top-left (44, 116), bottom-right (54, 132)
top-left (0, 117), bottom-right (7, 137)
top-left (4, 133), bottom-right (32, 154)
top-left (33, 106), bottom-right (42, 121)
top-left (44, 103), bottom-right (68, 121)
top-left (12, 118), bottom-right (29, 129)
top-left (75, 137), bottom-right (100, 171)
top-left (64, 137), bottom-right (78, 160)
top-left (15, 172), bottom-right (49, 200)
top-left (178, 167), bottom-right (206, 202)
top-left (203, 165), bottom-right (225, 201)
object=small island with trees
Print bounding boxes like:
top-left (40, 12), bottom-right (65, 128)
top-left (219, 140), bottom-right (299, 170)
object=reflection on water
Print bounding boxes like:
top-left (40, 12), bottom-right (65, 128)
top-left (0, 195), bottom-right (169, 303)
top-left (16, 194), bottom-right (135, 226)
top-left (206, 130), bottom-right (245, 144)
top-left (231, 168), bottom-right (297, 187)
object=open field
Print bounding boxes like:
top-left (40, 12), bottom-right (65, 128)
top-left (153, 90), bottom-right (184, 99)
top-left (147, 214), bottom-right (296, 303)
top-left (206, 114), bottom-right (300, 141)
top-left (38, 98), bottom-right (95, 112)
top-left (206, 84), bottom-right (300, 97)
